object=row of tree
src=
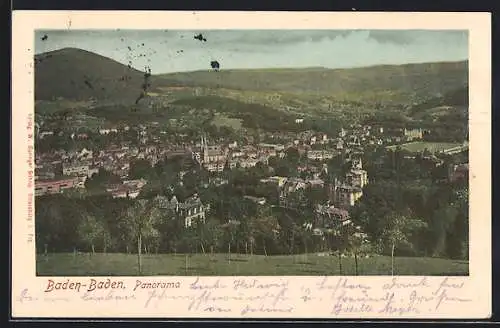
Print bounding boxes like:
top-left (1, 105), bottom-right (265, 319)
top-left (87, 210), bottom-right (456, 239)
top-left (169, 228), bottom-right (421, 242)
top-left (37, 169), bottom-right (467, 261)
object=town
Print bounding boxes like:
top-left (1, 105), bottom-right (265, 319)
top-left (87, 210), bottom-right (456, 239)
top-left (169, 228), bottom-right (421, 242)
top-left (34, 114), bottom-right (469, 270)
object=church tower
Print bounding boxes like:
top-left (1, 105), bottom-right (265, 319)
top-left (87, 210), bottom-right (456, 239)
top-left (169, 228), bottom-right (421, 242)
top-left (201, 135), bottom-right (209, 163)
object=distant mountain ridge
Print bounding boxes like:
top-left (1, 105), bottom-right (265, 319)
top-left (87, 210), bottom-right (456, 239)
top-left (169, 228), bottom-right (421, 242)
top-left (160, 61), bottom-right (468, 96)
top-left (35, 47), bottom-right (468, 103)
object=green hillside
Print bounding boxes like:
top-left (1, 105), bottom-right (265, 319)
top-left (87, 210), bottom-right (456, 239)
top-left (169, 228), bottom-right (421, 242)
top-left (159, 61), bottom-right (468, 96)
top-left (409, 86), bottom-right (468, 117)
top-left (34, 47), bottom-right (175, 103)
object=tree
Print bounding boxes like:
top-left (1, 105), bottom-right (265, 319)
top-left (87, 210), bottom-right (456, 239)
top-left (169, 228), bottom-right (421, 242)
top-left (430, 206), bottom-right (458, 257)
top-left (203, 218), bottom-right (224, 255)
top-left (349, 180), bottom-right (400, 243)
top-left (274, 163), bottom-right (293, 177)
top-left (35, 195), bottom-right (82, 253)
top-left (305, 187), bottom-right (329, 210)
top-left (381, 212), bottom-right (427, 276)
top-left (299, 225), bottom-right (314, 258)
top-left (84, 168), bottom-right (121, 195)
top-left (454, 187), bottom-right (469, 260)
top-left (178, 227), bottom-right (198, 253)
top-left (347, 229), bottom-right (370, 276)
top-left (129, 159), bottom-right (156, 180)
top-left (122, 199), bottom-right (162, 274)
top-left (221, 220), bottom-right (240, 262)
top-left (323, 228), bottom-right (346, 274)
top-left (77, 213), bottom-right (109, 254)
top-left (249, 208), bottom-right (280, 256)
top-left (285, 147), bottom-right (300, 164)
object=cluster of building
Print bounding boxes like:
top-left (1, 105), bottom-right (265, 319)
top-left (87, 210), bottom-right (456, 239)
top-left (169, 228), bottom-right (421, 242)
top-left (270, 157), bottom-right (369, 211)
top-left (192, 136), bottom-right (287, 173)
top-left (190, 124), bottom-right (399, 174)
top-left (33, 119), bottom-right (382, 204)
top-left (35, 115), bottom-right (467, 239)
top-left (339, 125), bottom-right (427, 147)
top-left (33, 143), bottom-right (171, 197)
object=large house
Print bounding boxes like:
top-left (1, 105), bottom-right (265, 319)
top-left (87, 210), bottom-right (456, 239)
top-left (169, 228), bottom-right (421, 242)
top-left (345, 169), bottom-right (368, 189)
top-left (345, 159), bottom-right (368, 189)
top-left (154, 194), bottom-right (207, 228)
top-left (62, 161), bottom-right (99, 178)
top-left (106, 179), bottom-right (147, 199)
top-left (314, 204), bottom-right (352, 230)
top-left (229, 157), bottom-right (267, 169)
top-left (404, 128), bottom-right (423, 140)
top-left (332, 183), bottom-right (363, 208)
top-left (34, 165), bottom-right (56, 181)
top-left (330, 158), bottom-right (369, 208)
top-left (279, 178), bottom-right (307, 208)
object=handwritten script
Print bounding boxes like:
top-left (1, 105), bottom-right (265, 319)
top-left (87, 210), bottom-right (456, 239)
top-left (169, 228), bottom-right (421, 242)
top-left (15, 276), bottom-right (472, 317)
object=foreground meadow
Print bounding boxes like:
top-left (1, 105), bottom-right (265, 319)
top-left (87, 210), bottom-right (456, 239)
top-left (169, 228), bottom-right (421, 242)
top-left (36, 253), bottom-right (469, 276)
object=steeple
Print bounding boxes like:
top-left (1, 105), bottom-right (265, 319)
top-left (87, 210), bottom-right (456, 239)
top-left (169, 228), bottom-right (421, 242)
top-left (352, 158), bottom-right (362, 170)
top-left (201, 134), bottom-right (209, 164)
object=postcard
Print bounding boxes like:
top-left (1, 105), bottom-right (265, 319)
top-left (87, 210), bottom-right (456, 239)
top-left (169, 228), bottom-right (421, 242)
top-left (11, 11), bottom-right (491, 319)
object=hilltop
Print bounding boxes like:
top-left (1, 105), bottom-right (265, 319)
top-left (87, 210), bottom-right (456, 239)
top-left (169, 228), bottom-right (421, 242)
top-left (35, 47), bottom-right (468, 105)
top-left (34, 48), bottom-right (174, 103)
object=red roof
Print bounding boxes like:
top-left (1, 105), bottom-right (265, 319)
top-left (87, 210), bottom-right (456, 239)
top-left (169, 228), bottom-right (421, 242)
top-left (36, 177), bottom-right (79, 187)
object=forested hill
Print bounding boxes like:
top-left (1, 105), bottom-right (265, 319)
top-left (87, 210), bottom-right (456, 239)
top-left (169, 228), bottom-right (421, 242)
top-left (409, 86), bottom-right (468, 116)
top-left (158, 61), bottom-right (468, 96)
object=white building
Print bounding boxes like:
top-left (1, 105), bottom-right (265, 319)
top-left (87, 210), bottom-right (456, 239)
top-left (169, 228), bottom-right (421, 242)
top-left (307, 150), bottom-right (335, 161)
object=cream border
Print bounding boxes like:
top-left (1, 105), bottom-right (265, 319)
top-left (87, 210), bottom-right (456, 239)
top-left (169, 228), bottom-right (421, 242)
top-left (11, 11), bottom-right (491, 319)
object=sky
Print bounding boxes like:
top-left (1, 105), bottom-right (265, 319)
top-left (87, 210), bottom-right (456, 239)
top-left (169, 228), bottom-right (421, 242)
top-left (34, 30), bottom-right (468, 74)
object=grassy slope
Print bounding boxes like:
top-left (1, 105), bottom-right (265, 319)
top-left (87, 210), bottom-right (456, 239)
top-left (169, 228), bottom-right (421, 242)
top-left (171, 95), bottom-right (288, 117)
top-left (37, 253), bottom-right (468, 276)
top-left (168, 95), bottom-right (297, 130)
